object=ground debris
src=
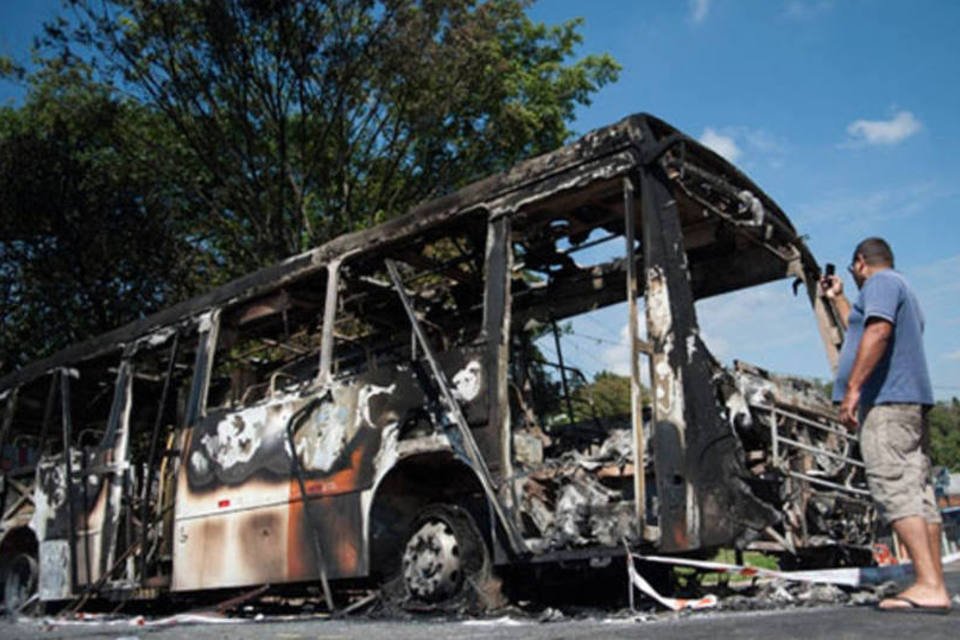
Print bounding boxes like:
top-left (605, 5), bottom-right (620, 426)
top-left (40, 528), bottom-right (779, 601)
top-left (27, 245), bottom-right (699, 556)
top-left (536, 606), bottom-right (565, 623)
top-left (715, 579), bottom-right (894, 611)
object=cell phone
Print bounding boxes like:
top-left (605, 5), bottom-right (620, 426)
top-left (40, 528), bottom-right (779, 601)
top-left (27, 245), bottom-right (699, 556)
top-left (824, 263), bottom-right (835, 277)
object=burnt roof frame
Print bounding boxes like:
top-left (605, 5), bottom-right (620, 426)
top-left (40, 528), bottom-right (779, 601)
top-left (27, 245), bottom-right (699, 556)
top-left (0, 113), bottom-right (829, 394)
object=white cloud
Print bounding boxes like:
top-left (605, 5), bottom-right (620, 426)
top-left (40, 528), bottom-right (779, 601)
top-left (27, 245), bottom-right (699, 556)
top-left (698, 125), bottom-right (787, 167)
top-left (690, 0), bottom-right (711, 24)
top-left (946, 350), bottom-right (960, 362)
top-left (793, 181), bottom-right (953, 229)
top-left (694, 282), bottom-right (823, 374)
top-left (699, 127), bottom-right (742, 162)
top-left (596, 324), bottom-right (630, 376)
top-left (845, 110), bottom-right (922, 146)
top-left (742, 128), bottom-right (784, 154)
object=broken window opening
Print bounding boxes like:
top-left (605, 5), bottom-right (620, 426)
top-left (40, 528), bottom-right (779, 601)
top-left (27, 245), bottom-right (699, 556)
top-left (207, 272), bottom-right (328, 412)
top-left (127, 327), bottom-right (200, 585)
top-left (507, 182), bottom-right (653, 552)
top-left (332, 213), bottom-right (487, 380)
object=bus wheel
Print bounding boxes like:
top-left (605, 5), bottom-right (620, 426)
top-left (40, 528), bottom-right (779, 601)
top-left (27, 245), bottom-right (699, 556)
top-left (401, 504), bottom-right (489, 606)
top-left (4, 553), bottom-right (38, 616)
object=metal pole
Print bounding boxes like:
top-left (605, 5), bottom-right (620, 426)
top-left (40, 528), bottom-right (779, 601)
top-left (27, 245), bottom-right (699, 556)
top-left (0, 386), bottom-right (17, 455)
top-left (285, 400), bottom-right (336, 612)
top-left (385, 258), bottom-right (527, 555)
top-left (550, 319), bottom-right (576, 426)
top-left (139, 332), bottom-right (180, 580)
top-left (60, 369), bottom-right (79, 594)
top-left (623, 175), bottom-right (646, 528)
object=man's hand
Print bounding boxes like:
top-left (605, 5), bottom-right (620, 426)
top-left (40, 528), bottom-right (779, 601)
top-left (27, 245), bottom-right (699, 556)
top-left (820, 274), bottom-right (844, 299)
top-left (839, 388), bottom-right (860, 429)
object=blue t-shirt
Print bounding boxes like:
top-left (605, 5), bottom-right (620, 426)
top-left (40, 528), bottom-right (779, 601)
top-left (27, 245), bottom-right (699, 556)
top-left (832, 270), bottom-right (933, 406)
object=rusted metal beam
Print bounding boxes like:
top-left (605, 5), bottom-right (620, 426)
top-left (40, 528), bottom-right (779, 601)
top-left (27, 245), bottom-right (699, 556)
top-left (788, 259), bottom-right (844, 373)
top-left (99, 358), bottom-right (133, 580)
top-left (482, 216), bottom-right (511, 481)
top-left (214, 582), bottom-right (271, 614)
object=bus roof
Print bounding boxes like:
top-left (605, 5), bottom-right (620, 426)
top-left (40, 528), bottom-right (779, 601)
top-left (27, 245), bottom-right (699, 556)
top-left (0, 112), bottom-right (816, 392)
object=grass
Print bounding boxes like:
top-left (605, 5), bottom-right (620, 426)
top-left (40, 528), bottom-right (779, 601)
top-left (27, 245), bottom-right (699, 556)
top-left (673, 549), bottom-right (780, 587)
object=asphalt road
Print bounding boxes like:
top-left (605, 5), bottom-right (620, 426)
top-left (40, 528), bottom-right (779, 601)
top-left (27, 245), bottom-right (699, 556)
top-left (3, 562), bottom-right (958, 640)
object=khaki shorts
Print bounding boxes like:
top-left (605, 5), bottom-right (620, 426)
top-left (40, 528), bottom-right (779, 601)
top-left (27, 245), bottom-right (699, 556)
top-left (860, 403), bottom-right (941, 524)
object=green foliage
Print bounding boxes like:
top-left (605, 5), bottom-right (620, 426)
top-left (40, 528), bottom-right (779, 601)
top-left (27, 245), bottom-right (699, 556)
top-left (571, 370), bottom-right (648, 422)
top-left (929, 398), bottom-right (960, 471)
top-left (0, 62), bottom-right (210, 372)
top-left (0, 55), bottom-right (24, 85)
top-left (42, 0), bottom-right (619, 275)
top-left (0, 0), bottom-right (619, 376)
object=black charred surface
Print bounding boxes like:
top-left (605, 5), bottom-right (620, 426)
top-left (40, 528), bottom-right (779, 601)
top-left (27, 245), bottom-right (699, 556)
top-left (3, 110), bottom-right (862, 606)
top-left (640, 162), bottom-right (778, 552)
top-left (482, 217), bottom-right (511, 477)
top-left (0, 113), bottom-right (816, 395)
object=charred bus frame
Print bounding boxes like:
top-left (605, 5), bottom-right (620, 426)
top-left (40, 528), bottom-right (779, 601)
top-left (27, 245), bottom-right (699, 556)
top-left (0, 113), bottom-right (872, 612)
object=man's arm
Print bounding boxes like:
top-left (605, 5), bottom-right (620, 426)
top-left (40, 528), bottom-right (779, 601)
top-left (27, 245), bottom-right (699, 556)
top-left (839, 318), bottom-right (893, 428)
top-left (820, 274), bottom-right (851, 330)
top-left (831, 293), bottom-right (852, 331)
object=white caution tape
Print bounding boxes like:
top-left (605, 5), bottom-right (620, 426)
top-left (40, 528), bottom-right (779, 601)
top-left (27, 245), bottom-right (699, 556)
top-left (634, 553), bottom-right (860, 586)
top-left (626, 555), bottom-right (718, 611)
top-left (631, 549), bottom-right (960, 591)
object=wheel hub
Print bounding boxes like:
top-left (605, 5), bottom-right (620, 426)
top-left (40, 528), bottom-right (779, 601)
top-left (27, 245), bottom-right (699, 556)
top-left (402, 520), bottom-right (463, 602)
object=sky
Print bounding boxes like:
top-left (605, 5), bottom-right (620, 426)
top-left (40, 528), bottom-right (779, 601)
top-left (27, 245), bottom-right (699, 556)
top-left (1, 1), bottom-right (959, 397)
top-left (524, 0), bottom-right (960, 397)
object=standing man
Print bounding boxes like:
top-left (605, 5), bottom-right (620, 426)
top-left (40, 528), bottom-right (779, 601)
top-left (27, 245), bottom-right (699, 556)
top-left (821, 237), bottom-right (950, 613)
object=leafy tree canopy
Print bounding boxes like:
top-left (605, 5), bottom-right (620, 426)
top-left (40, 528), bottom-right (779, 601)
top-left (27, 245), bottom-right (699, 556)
top-left (0, 61), bottom-right (208, 372)
top-left (0, 0), bottom-right (619, 375)
top-left (929, 398), bottom-right (960, 471)
top-left (46, 0), bottom-right (619, 273)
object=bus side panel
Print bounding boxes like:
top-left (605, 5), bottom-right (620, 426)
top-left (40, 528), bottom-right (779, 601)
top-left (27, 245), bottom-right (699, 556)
top-left (171, 355), bottom-right (487, 591)
top-left (32, 451), bottom-right (109, 599)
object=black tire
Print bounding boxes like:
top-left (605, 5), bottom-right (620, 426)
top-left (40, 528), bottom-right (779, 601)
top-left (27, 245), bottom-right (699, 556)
top-left (398, 504), bottom-right (493, 609)
top-left (4, 553), bottom-right (38, 616)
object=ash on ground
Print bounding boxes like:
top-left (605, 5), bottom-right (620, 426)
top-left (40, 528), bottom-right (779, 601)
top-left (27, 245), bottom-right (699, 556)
top-left (716, 579), bottom-right (899, 611)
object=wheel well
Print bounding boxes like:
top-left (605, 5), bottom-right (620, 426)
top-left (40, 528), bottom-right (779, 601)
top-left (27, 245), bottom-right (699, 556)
top-left (368, 453), bottom-right (491, 579)
top-left (0, 526), bottom-right (38, 584)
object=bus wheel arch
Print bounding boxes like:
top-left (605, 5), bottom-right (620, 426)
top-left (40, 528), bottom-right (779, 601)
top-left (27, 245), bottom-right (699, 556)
top-left (367, 452), bottom-right (497, 608)
top-left (0, 526), bottom-right (39, 615)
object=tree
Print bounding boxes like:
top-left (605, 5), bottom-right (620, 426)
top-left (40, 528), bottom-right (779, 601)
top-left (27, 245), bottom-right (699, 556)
top-left (44, 0), bottom-right (619, 276)
top-left (571, 370), bottom-right (649, 423)
top-left (0, 0), bottom-right (618, 375)
top-left (929, 398), bottom-right (960, 471)
top-left (0, 61), bottom-right (207, 373)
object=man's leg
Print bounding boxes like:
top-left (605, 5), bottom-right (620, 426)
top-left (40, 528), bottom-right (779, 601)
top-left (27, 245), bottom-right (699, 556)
top-left (928, 521), bottom-right (943, 578)
top-left (878, 515), bottom-right (949, 609)
top-left (860, 405), bottom-right (950, 609)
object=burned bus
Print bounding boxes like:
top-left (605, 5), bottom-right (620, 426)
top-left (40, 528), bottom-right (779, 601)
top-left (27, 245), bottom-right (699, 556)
top-left (0, 113), bottom-right (876, 613)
